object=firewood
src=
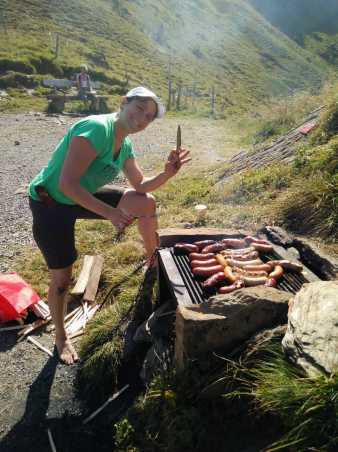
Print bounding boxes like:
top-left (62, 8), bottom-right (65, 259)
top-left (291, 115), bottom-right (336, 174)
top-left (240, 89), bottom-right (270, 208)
top-left (18, 317), bottom-right (51, 341)
top-left (71, 255), bottom-right (95, 295)
top-left (83, 255), bottom-right (104, 302)
top-left (0, 324), bottom-right (26, 332)
top-left (82, 384), bottom-right (129, 424)
top-left (27, 336), bottom-right (53, 357)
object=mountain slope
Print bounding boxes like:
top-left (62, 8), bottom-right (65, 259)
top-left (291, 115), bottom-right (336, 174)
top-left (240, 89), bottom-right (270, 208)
top-left (0, 0), bottom-right (333, 110)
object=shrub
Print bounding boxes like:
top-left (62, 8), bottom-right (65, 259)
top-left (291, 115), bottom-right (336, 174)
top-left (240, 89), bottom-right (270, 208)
top-left (30, 56), bottom-right (63, 77)
top-left (0, 72), bottom-right (39, 89)
top-left (310, 101), bottom-right (338, 145)
top-left (0, 58), bottom-right (36, 75)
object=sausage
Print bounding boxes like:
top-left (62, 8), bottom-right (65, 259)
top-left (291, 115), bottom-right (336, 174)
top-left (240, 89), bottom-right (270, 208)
top-left (251, 243), bottom-right (274, 253)
top-left (192, 265), bottom-right (224, 277)
top-left (190, 258), bottom-right (218, 268)
top-left (174, 243), bottom-right (199, 253)
top-left (245, 236), bottom-right (270, 245)
top-left (242, 263), bottom-right (273, 272)
top-left (233, 267), bottom-right (268, 277)
top-left (215, 254), bottom-right (228, 267)
top-left (265, 278), bottom-right (277, 287)
top-left (218, 280), bottom-right (244, 294)
top-left (220, 246), bottom-right (255, 256)
top-left (226, 258), bottom-right (262, 268)
top-left (202, 242), bottom-right (229, 254)
top-left (268, 260), bottom-right (303, 273)
top-left (224, 266), bottom-right (239, 283)
top-left (242, 275), bottom-right (268, 286)
top-left (221, 238), bottom-right (247, 248)
top-left (194, 240), bottom-right (216, 251)
top-left (189, 252), bottom-right (215, 261)
top-left (268, 265), bottom-right (284, 280)
top-left (202, 271), bottom-right (226, 287)
top-left (224, 251), bottom-right (259, 261)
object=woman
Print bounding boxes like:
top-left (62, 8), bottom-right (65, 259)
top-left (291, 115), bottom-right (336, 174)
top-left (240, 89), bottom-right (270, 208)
top-left (28, 86), bottom-right (190, 364)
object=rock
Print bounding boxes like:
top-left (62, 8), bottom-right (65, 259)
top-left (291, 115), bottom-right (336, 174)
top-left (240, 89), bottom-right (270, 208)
top-left (292, 237), bottom-right (338, 280)
top-left (175, 286), bottom-right (291, 368)
top-left (259, 225), bottom-right (294, 247)
top-left (14, 141), bottom-right (20, 146)
top-left (282, 281), bottom-right (338, 377)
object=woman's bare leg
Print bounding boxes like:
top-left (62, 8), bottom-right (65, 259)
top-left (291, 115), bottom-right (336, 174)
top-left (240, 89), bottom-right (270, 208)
top-left (117, 190), bottom-right (159, 258)
top-left (48, 266), bottom-right (79, 365)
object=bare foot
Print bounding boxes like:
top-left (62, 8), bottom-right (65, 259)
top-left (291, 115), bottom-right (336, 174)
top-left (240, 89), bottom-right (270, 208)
top-left (55, 337), bottom-right (79, 365)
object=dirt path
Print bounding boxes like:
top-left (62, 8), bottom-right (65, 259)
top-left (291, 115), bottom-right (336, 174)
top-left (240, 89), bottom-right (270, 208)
top-left (0, 112), bottom-right (238, 452)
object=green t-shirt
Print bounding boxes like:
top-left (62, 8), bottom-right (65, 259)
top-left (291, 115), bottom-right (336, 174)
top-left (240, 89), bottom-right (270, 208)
top-left (29, 113), bottom-right (135, 205)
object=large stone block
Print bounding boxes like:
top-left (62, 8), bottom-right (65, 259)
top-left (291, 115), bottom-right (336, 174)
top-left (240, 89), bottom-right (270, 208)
top-left (282, 281), bottom-right (338, 376)
top-left (175, 286), bottom-right (291, 368)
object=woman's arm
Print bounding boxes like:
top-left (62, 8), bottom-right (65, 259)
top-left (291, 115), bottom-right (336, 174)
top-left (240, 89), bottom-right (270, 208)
top-left (59, 136), bottom-right (132, 227)
top-left (123, 148), bottom-right (191, 193)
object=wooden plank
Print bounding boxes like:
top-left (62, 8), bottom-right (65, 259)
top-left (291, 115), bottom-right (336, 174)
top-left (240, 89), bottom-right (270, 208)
top-left (71, 255), bottom-right (95, 296)
top-left (158, 249), bottom-right (193, 306)
top-left (83, 255), bottom-right (104, 303)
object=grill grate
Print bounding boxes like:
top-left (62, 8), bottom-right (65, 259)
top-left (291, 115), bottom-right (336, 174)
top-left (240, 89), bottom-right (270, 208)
top-left (158, 247), bottom-right (310, 306)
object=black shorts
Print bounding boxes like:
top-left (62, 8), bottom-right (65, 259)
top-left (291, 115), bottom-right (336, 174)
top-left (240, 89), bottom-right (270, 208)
top-left (29, 186), bottom-right (125, 269)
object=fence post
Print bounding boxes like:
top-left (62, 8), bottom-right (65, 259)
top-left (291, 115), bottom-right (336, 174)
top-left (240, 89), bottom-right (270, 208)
top-left (176, 81), bottom-right (182, 111)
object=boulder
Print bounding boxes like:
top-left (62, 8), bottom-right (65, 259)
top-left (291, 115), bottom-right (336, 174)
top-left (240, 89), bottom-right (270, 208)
top-left (282, 281), bottom-right (338, 377)
top-left (175, 286), bottom-right (291, 368)
top-left (292, 237), bottom-right (338, 280)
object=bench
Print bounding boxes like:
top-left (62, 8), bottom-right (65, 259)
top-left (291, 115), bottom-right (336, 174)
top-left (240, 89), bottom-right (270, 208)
top-left (43, 79), bottom-right (109, 114)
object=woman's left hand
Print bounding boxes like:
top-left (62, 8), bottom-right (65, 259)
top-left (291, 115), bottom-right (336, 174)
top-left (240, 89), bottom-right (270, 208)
top-left (164, 148), bottom-right (191, 177)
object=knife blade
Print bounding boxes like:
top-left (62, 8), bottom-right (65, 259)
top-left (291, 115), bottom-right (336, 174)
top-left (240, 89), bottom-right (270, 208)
top-left (176, 125), bottom-right (181, 151)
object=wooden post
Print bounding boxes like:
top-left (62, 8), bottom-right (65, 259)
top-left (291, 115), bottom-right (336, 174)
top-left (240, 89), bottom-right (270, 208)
top-left (211, 86), bottom-right (215, 116)
top-left (54, 33), bottom-right (60, 59)
top-left (167, 56), bottom-right (172, 111)
top-left (176, 82), bottom-right (182, 111)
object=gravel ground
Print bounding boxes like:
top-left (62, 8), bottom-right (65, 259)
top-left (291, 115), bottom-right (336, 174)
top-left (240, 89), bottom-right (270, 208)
top-left (0, 112), bottom-right (231, 452)
top-left (0, 112), bottom-right (230, 272)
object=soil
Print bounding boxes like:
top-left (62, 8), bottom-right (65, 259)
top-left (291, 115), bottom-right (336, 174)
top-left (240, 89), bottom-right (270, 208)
top-left (0, 112), bottom-right (234, 452)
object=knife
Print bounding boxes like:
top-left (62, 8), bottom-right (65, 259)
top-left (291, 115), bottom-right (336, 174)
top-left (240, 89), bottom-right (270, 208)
top-left (176, 125), bottom-right (181, 151)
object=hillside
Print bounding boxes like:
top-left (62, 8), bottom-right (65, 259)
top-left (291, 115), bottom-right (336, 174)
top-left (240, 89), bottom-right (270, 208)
top-left (248, 0), bottom-right (338, 67)
top-left (0, 0), bottom-right (332, 112)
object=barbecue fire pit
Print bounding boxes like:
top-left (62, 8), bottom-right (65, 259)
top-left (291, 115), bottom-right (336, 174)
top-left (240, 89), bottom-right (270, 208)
top-left (157, 229), bottom-right (321, 307)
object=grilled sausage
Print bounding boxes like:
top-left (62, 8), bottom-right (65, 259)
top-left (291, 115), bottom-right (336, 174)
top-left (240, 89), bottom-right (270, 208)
top-left (265, 277), bottom-right (277, 287)
top-left (226, 258), bottom-right (262, 268)
top-left (218, 280), bottom-right (244, 294)
top-left (221, 238), bottom-right (247, 249)
top-left (251, 243), bottom-right (274, 253)
top-left (224, 266), bottom-right (239, 283)
top-left (194, 240), bottom-right (216, 251)
top-left (268, 260), bottom-right (303, 273)
top-left (233, 267), bottom-right (268, 277)
top-left (174, 243), bottom-right (199, 253)
top-left (220, 246), bottom-right (255, 256)
top-left (242, 275), bottom-right (268, 286)
top-left (202, 242), bottom-right (229, 254)
top-left (192, 265), bottom-right (224, 277)
top-left (202, 271), bottom-right (226, 287)
top-left (190, 258), bottom-right (218, 268)
top-left (245, 236), bottom-right (270, 245)
top-left (224, 251), bottom-right (259, 261)
top-left (242, 263), bottom-right (273, 272)
top-left (215, 254), bottom-right (228, 267)
top-left (268, 265), bottom-right (284, 280)
top-left (189, 252), bottom-right (215, 261)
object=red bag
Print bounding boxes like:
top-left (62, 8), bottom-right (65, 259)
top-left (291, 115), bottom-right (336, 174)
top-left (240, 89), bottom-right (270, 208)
top-left (0, 273), bottom-right (40, 323)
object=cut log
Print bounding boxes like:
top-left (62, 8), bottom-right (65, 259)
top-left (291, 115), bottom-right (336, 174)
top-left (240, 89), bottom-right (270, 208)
top-left (83, 255), bottom-right (104, 302)
top-left (71, 255), bottom-right (95, 295)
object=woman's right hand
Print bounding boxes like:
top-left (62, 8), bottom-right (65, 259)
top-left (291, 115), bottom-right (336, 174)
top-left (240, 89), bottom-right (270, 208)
top-left (108, 207), bottom-right (134, 233)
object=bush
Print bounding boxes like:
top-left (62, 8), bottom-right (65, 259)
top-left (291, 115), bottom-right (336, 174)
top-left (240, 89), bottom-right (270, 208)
top-left (0, 72), bottom-right (39, 89)
top-left (311, 101), bottom-right (338, 145)
top-left (30, 56), bottom-right (63, 77)
top-left (0, 58), bottom-right (36, 75)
